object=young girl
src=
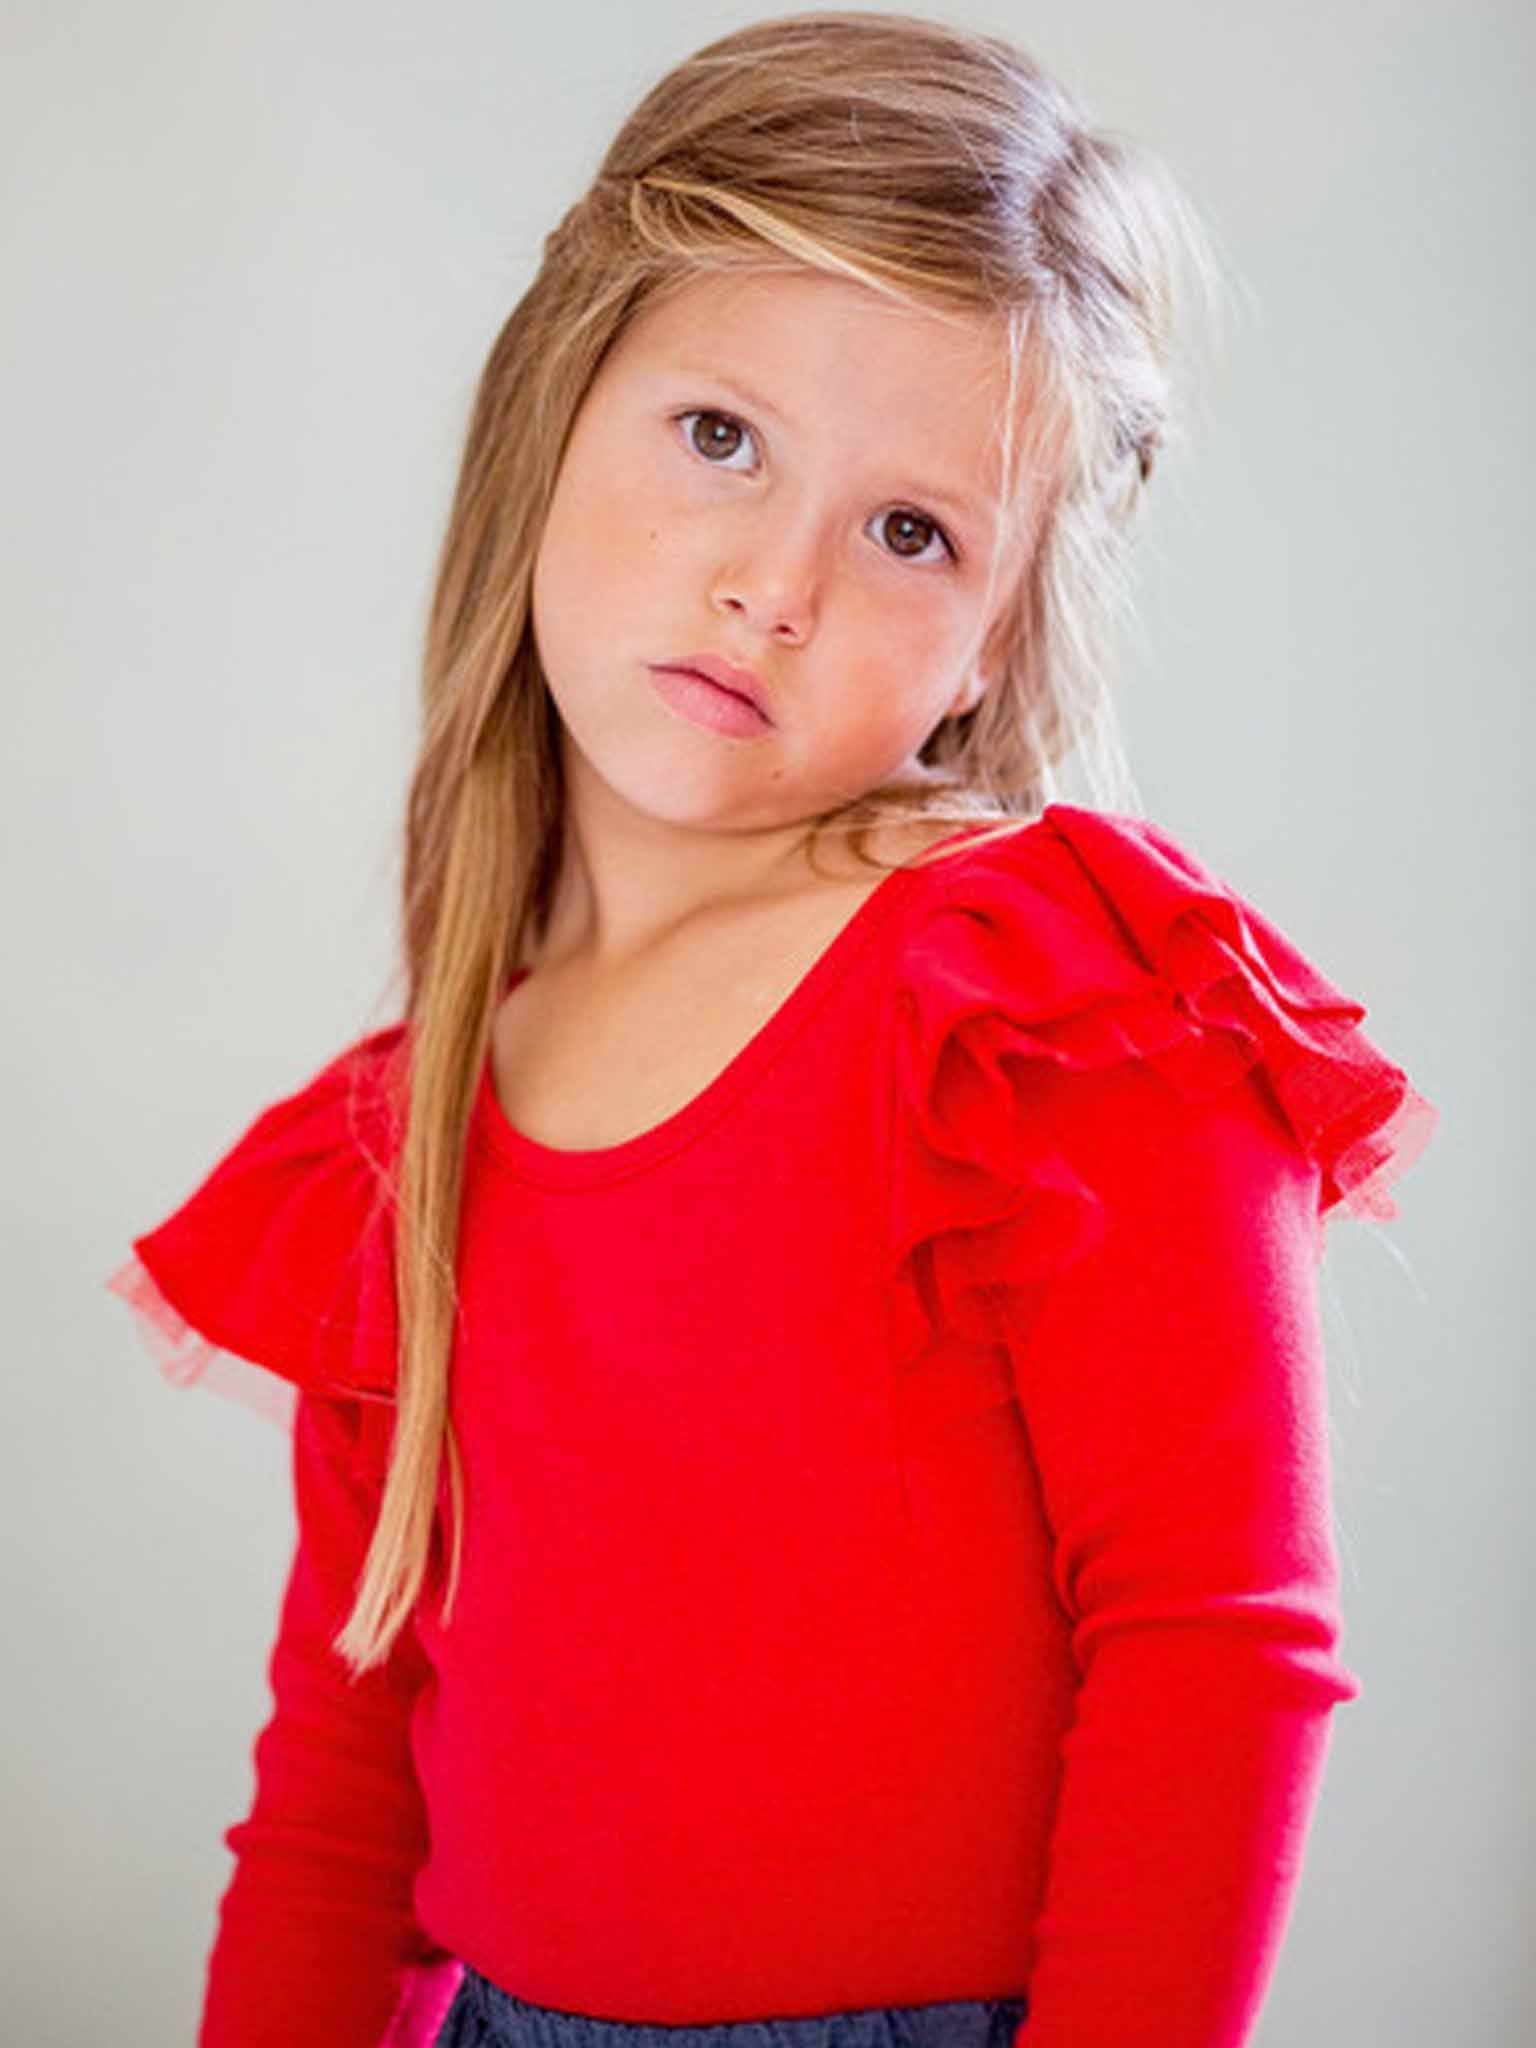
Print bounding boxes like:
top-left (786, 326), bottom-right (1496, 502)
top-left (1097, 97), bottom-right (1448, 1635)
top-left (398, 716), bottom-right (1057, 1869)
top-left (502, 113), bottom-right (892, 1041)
top-left (106, 13), bottom-right (1438, 2048)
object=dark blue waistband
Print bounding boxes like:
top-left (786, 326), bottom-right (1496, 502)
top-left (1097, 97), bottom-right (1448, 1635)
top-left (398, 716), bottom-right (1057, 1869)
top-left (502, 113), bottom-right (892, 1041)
top-left (435, 1971), bottom-right (1029, 2048)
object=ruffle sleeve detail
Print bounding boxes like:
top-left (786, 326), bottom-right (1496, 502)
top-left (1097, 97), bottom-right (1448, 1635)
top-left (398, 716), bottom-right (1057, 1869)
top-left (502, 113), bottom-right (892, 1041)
top-left (888, 802), bottom-right (1439, 1391)
top-left (105, 1023), bottom-right (410, 1435)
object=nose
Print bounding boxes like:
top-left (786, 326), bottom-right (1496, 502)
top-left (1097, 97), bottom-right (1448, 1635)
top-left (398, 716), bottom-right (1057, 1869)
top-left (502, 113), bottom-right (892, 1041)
top-left (709, 514), bottom-right (821, 642)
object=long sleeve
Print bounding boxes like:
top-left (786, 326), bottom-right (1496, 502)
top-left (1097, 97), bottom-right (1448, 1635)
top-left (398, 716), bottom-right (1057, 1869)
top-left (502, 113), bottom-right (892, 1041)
top-left (199, 1389), bottom-right (457, 2048)
top-left (881, 802), bottom-right (1435, 2046)
top-left (106, 1024), bottom-right (461, 2043)
top-left (1002, 1057), bottom-right (1361, 2047)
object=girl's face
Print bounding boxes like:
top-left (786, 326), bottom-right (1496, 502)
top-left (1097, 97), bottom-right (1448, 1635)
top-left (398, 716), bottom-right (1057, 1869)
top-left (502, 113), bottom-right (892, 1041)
top-left (531, 267), bottom-right (1020, 846)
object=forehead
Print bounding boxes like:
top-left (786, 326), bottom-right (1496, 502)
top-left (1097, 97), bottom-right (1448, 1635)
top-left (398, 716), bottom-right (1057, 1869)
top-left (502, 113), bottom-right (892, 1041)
top-left (618, 267), bottom-right (1008, 399)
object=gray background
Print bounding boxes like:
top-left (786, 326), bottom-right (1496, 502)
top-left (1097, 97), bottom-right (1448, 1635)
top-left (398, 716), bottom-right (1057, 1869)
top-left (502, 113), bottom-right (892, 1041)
top-left (7, 1), bottom-right (1525, 2041)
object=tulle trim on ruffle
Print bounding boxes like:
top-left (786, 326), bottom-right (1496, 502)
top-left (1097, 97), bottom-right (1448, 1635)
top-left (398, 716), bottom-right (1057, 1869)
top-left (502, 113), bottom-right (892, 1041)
top-left (887, 805), bottom-right (1439, 1394)
top-left (104, 1023), bottom-right (409, 1424)
top-left (106, 1246), bottom-right (302, 1431)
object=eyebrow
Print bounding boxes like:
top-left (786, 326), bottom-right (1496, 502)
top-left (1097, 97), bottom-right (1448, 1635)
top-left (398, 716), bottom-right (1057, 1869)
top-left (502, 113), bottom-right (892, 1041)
top-left (667, 366), bottom-right (992, 529)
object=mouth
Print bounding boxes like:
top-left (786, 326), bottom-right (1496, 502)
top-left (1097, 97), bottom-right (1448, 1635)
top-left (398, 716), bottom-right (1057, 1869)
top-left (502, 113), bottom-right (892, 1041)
top-left (653, 653), bottom-right (772, 724)
top-left (647, 664), bottom-right (775, 740)
top-left (677, 669), bottom-right (758, 711)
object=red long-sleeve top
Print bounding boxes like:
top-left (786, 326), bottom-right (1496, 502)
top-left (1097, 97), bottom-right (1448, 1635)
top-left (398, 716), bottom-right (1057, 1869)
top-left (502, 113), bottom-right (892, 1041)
top-left (106, 803), bottom-right (1438, 2048)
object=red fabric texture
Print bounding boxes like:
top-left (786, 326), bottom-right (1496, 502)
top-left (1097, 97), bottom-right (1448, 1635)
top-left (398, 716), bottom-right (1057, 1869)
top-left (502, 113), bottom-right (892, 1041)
top-left (107, 804), bottom-right (1437, 2048)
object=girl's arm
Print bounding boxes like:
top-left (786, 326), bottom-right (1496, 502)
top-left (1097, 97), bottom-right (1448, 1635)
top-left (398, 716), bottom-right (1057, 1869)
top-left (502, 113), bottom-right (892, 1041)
top-left (199, 1389), bottom-right (458, 2048)
top-left (1004, 1058), bottom-right (1362, 2048)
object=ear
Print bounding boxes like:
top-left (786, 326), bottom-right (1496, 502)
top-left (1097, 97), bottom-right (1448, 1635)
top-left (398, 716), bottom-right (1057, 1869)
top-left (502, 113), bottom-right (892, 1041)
top-left (942, 664), bottom-right (989, 721)
top-left (944, 604), bottom-right (1012, 721)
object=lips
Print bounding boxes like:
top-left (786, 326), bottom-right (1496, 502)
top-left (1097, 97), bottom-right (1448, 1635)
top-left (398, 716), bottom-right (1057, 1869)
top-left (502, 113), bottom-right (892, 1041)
top-left (654, 652), bottom-right (770, 722)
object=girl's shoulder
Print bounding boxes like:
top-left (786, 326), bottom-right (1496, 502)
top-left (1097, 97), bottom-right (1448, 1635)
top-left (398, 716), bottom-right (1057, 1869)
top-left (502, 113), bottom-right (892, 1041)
top-left (105, 1021), bottom-right (409, 1434)
top-left (881, 801), bottom-right (1439, 1365)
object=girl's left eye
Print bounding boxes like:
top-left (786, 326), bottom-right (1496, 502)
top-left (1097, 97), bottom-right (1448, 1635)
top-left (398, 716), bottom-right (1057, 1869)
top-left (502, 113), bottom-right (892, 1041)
top-left (672, 407), bottom-right (957, 567)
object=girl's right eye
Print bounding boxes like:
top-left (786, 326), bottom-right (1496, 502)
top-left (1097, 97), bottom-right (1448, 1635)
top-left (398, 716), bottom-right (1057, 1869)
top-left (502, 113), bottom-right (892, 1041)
top-left (675, 407), bottom-right (756, 470)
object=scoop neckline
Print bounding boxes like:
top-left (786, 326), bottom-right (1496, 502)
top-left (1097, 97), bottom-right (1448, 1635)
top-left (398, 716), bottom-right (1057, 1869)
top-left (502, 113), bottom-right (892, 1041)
top-left (472, 812), bottom-right (1057, 1188)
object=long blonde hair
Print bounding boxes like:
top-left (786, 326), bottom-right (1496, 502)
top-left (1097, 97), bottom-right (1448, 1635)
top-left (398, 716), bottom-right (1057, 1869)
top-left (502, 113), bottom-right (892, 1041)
top-left (333, 9), bottom-right (1230, 1674)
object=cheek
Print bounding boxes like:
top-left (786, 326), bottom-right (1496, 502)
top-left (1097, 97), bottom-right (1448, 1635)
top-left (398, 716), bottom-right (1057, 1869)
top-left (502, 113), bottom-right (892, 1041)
top-left (536, 463), bottom-right (644, 618)
top-left (839, 594), bottom-right (963, 710)
top-left (815, 662), bottom-right (937, 758)
top-left (571, 452), bottom-right (674, 583)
